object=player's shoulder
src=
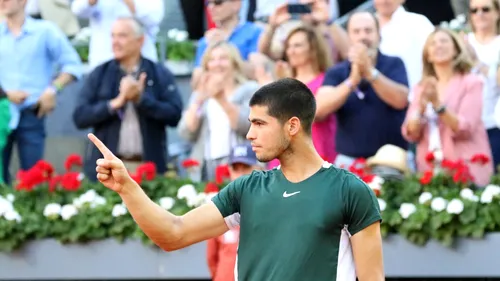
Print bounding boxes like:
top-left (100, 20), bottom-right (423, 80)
top-left (321, 163), bottom-right (370, 189)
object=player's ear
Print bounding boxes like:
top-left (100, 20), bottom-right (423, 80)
top-left (287, 117), bottom-right (301, 136)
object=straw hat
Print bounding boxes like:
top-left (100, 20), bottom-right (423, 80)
top-left (366, 144), bottom-right (409, 174)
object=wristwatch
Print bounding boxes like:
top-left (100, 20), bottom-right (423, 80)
top-left (369, 68), bottom-right (380, 82)
top-left (434, 105), bottom-right (447, 115)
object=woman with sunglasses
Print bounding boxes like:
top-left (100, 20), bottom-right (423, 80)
top-left (466, 0), bottom-right (500, 171)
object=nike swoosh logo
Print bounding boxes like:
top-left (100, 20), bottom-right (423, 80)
top-left (283, 191), bottom-right (300, 198)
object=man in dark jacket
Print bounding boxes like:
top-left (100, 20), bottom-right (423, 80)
top-left (73, 17), bottom-right (183, 181)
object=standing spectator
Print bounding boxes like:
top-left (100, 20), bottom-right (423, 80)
top-left (71, 0), bottom-right (164, 70)
top-left (178, 42), bottom-right (259, 182)
top-left (376, 0), bottom-right (434, 92)
top-left (316, 12), bottom-right (409, 168)
top-left (179, 0), bottom-right (206, 40)
top-left (402, 28), bottom-right (493, 186)
top-left (73, 17), bottom-right (182, 180)
top-left (0, 88), bottom-right (10, 184)
top-left (0, 0), bottom-right (82, 184)
top-left (26, 0), bottom-right (80, 37)
top-left (466, 0), bottom-right (500, 170)
top-left (206, 143), bottom-right (262, 281)
top-left (255, 25), bottom-right (337, 167)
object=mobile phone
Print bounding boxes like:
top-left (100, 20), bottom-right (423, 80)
top-left (287, 3), bottom-right (312, 14)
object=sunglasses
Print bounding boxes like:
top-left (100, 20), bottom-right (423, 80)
top-left (205, 0), bottom-right (234, 6)
top-left (470, 6), bottom-right (492, 14)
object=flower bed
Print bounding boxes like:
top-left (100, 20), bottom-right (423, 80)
top-left (0, 154), bottom-right (499, 252)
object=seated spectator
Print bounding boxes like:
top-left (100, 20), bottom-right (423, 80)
top-left (255, 24), bottom-right (337, 167)
top-left (316, 11), bottom-right (409, 168)
top-left (73, 17), bottom-right (183, 181)
top-left (71, 0), bottom-right (164, 70)
top-left (206, 143), bottom-right (262, 281)
top-left (465, 0), bottom-right (500, 170)
top-left (366, 144), bottom-right (409, 181)
top-left (402, 28), bottom-right (493, 186)
top-left (256, 0), bottom-right (348, 63)
top-left (178, 41), bottom-right (259, 182)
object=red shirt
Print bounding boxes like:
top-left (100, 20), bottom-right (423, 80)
top-left (206, 227), bottom-right (240, 281)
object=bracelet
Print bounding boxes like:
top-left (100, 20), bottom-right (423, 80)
top-left (434, 105), bottom-right (447, 115)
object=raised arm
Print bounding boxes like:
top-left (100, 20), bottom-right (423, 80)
top-left (87, 133), bottom-right (236, 251)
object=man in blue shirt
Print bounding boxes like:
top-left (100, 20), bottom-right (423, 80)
top-left (315, 11), bottom-right (409, 167)
top-left (0, 0), bottom-right (82, 184)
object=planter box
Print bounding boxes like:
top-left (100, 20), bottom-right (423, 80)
top-left (1, 234), bottom-right (500, 279)
top-left (165, 60), bottom-right (194, 76)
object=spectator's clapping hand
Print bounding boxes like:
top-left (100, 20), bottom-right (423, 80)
top-left (206, 73), bottom-right (226, 101)
top-left (302, 0), bottom-right (330, 25)
top-left (348, 43), bottom-right (372, 78)
top-left (205, 28), bottom-right (227, 45)
top-left (120, 73), bottom-right (147, 103)
top-left (269, 4), bottom-right (291, 28)
top-left (420, 77), bottom-right (439, 106)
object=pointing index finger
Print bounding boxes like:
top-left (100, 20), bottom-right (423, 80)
top-left (88, 133), bottom-right (115, 159)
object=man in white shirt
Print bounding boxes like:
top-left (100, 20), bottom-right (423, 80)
top-left (376, 0), bottom-right (434, 96)
top-left (71, 0), bottom-right (164, 70)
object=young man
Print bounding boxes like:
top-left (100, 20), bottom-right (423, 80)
top-left (206, 143), bottom-right (262, 281)
top-left (88, 78), bottom-right (384, 281)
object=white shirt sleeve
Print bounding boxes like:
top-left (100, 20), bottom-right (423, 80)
top-left (71, 0), bottom-right (97, 18)
top-left (133, 0), bottom-right (164, 29)
top-left (495, 97), bottom-right (500, 128)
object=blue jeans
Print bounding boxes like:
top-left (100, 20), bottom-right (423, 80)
top-left (487, 127), bottom-right (500, 172)
top-left (2, 109), bottom-right (45, 184)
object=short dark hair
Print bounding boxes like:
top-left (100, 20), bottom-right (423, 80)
top-left (249, 78), bottom-right (316, 135)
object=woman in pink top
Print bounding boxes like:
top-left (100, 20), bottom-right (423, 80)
top-left (402, 28), bottom-right (493, 186)
top-left (264, 25), bottom-right (337, 168)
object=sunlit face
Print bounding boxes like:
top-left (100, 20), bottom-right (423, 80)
top-left (426, 31), bottom-right (457, 65)
top-left (470, 0), bottom-right (499, 32)
top-left (374, 0), bottom-right (404, 18)
top-left (246, 105), bottom-right (290, 162)
top-left (111, 19), bottom-right (144, 61)
top-left (286, 31), bottom-right (312, 69)
top-left (229, 163), bottom-right (257, 180)
top-left (0, 0), bottom-right (25, 17)
top-left (206, 46), bottom-right (234, 76)
top-left (206, 0), bottom-right (241, 23)
top-left (347, 12), bottom-right (380, 53)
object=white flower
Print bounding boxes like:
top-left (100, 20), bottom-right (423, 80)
top-left (187, 192), bottom-right (208, 208)
top-left (167, 28), bottom-right (179, 39)
top-left (460, 188), bottom-right (475, 200)
top-left (3, 210), bottom-right (21, 222)
top-left (175, 30), bottom-right (189, 42)
top-left (5, 194), bottom-right (14, 202)
top-left (90, 196), bottom-right (107, 208)
top-left (439, 21), bottom-right (449, 28)
top-left (480, 184), bottom-right (500, 203)
top-left (159, 197), bottom-right (175, 210)
top-left (456, 14), bottom-right (466, 24)
top-left (60, 204), bottom-right (78, 220)
top-left (177, 184), bottom-right (198, 201)
top-left (112, 204), bottom-right (127, 217)
top-left (0, 196), bottom-right (14, 216)
top-left (431, 197), bottom-right (447, 212)
top-left (377, 198), bottom-right (387, 211)
top-left (76, 190), bottom-right (107, 208)
top-left (449, 19), bottom-right (460, 29)
top-left (418, 192), bottom-right (433, 204)
top-left (446, 198), bottom-right (464, 214)
top-left (43, 203), bottom-right (62, 218)
top-left (433, 150), bottom-right (444, 162)
top-left (367, 176), bottom-right (384, 192)
top-left (79, 190), bottom-right (97, 203)
top-left (399, 203), bottom-right (417, 219)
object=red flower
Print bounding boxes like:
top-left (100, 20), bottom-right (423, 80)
top-left (48, 175), bottom-right (63, 192)
top-left (470, 154), bottom-right (490, 165)
top-left (15, 167), bottom-right (46, 191)
top-left (34, 160), bottom-right (55, 180)
top-left (204, 182), bottom-right (220, 193)
top-left (215, 164), bottom-right (230, 184)
top-left (425, 152), bottom-right (435, 163)
top-left (182, 159), bottom-right (200, 168)
top-left (60, 172), bottom-right (82, 191)
top-left (136, 162), bottom-right (156, 181)
top-left (441, 159), bottom-right (457, 170)
top-left (420, 170), bottom-right (433, 185)
top-left (64, 154), bottom-right (83, 172)
top-left (361, 174), bottom-right (375, 183)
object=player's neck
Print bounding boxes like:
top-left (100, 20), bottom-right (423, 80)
top-left (278, 141), bottom-right (325, 183)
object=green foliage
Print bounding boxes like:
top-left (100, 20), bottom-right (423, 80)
top-left (1, 172), bottom-right (500, 252)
